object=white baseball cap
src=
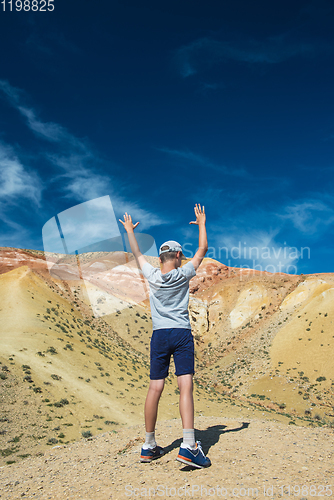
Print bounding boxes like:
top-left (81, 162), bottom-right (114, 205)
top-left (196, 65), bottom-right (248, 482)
top-left (159, 240), bottom-right (183, 255)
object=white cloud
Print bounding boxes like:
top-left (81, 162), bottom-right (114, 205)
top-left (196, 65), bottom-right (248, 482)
top-left (116, 200), bottom-right (165, 231)
top-left (280, 200), bottom-right (334, 234)
top-left (0, 79), bottom-right (88, 150)
top-left (18, 105), bottom-right (68, 143)
top-left (175, 35), bottom-right (320, 78)
top-left (0, 79), bottom-right (168, 233)
top-left (209, 229), bottom-right (299, 273)
top-left (17, 105), bottom-right (89, 153)
top-left (66, 175), bottom-right (108, 201)
top-left (0, 79), bottom-right (21, 103)
top-left (47, 154), bottom-right (166, 229)
top-left (0, 142), bottom-right (42, 205)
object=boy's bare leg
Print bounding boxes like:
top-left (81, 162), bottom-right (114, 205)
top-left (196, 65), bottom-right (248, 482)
top-left (176, 373), bottom-right (211, 466)
top-left (177, 374), bottom-right (194, 429)
top-left (144, 379), bottom-right (165, 432)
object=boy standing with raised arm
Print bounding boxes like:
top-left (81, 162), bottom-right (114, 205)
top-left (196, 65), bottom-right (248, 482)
top-left (119, 204), bottom-right (210, 468)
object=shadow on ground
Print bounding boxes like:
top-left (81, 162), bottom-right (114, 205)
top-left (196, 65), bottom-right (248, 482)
top-left (164, 422), bottom-right (250, 470)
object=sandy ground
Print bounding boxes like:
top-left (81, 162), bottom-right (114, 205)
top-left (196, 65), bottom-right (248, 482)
top-left (0, 416), bottom-right (332, 499)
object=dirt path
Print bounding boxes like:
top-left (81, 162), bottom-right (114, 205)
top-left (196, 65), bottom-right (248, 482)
top-left (0, 417), bottom-right (332, 499)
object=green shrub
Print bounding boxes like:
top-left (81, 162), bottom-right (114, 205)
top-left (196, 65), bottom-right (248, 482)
top-left (0, 448), bottom-right (17, 457)
top-left (8, 435), bottom-right (21, 443)
top-left (47, 438), bottom-right (58, 445)
top-left (82, 431), bottom-right (92, 438)
top-left (47, 347), bottom-right (58, 355)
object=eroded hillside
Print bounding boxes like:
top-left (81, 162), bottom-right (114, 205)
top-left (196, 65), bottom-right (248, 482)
top-left (0, 247), bottom-right (333, 467)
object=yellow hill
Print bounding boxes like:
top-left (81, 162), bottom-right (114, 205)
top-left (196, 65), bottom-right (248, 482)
top-left (1, 250), bottom-right (334, 467)
top-left (1, 264), bottom-right (267, 466)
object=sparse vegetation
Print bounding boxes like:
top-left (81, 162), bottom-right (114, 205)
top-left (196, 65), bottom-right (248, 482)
top-left (47, 346), bottom-right (58, 355)
top-left (1, 248), bottom-right (333, 469)
top-left (47, 438), bottom-right (58, 445)
top-left (82, 431), bottom-right (92, 438)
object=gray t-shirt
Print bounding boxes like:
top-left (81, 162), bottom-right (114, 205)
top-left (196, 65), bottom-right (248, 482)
top-left (141, 261), bottom-right (196, 331)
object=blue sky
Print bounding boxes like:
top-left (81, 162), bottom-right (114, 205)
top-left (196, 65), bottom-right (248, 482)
top-left (1, 0), bottom-right (334, 274)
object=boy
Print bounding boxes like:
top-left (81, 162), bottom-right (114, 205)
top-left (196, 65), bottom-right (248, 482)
top-left (119, 204), bottom-right (210, 468)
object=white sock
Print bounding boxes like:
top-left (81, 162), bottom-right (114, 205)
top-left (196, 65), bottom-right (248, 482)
top-left (182, 428), bottom-right (195, 448)
top-left (143, 431), bottom-right (156, 449)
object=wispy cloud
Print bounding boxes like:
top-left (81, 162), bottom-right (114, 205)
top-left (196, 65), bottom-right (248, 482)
top-left (0, 141), bottom-right (43, 249)
top-left (19, 105), bottom-right (77, 144)
top-left (157, 147), bottom-right (246, 176)
top-left (0, 79), bottom-right (87, 148)
top-left (0, 79), bottom-right (102, 201)
top-left (117, 200), bottom-right (165, 231)
top-left (279, 199), bottom-right (334, 235)
top-left (0, 142), bottom-right (42, 205)
top-left (207, 227), bottom-right (300, 273)
top-left (45, 154), bottom-right (164, 229)
top-left (178, 187), bottom-right (301, 271)
top-left (197, 195), bottom-right (334, 273)
top-left (175, 35), bottom-right (321, 78)
top-left (180, 188), bottom-right (334, 272)
top-left (0, 79), bottom-right (166, 232)
top-left (0, 79), bottom-right (22, 105)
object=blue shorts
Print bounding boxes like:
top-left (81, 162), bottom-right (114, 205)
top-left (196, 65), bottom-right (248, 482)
top-left (150, 328), bottom-right (195, 380)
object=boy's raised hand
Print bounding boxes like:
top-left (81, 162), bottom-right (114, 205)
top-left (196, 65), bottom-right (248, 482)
top-left (119, 212), bottom-right (139, 233)
top-left (189, 203), bottom-right (206, 225)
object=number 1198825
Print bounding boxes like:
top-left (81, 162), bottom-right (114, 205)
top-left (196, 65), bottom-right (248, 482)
top-left (1, 0), bottom-right (54, 11)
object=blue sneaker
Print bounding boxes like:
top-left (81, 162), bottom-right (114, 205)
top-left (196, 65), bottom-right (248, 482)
top-left (176, 441), bottom-right (211, 468)
top-left (140, 445), bottom-right (165, 463)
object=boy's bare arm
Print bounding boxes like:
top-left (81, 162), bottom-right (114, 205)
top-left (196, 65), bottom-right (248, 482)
top-left (119, 213), bottom-right (147, 269)
top-left (189, 204), bottom-right (208, 270)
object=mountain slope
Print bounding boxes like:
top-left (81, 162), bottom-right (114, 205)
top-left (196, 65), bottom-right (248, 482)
top-left (1, 248), bottom-right (333, 467)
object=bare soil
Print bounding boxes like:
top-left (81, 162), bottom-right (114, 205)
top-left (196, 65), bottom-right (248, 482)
top-left (0, 416), bottom-right (333, 499)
